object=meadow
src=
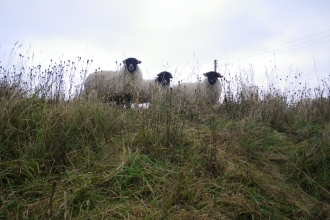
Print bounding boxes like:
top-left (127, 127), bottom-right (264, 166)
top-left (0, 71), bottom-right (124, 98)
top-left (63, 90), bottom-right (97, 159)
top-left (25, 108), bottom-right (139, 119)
top-left (1, 46), bottom-right (330, 219)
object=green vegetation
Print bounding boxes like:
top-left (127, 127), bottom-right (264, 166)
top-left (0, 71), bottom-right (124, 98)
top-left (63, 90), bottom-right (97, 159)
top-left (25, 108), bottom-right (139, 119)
top-left (1, 49), bottom-right (330, 219)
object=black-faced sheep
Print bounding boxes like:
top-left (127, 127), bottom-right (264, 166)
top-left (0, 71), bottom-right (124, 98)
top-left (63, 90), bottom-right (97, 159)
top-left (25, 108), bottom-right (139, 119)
top-left (173, 71), bottom-right (223, 104)
top-left (84, 57), bottom-right (143, 103)
top-left (139, 71), bottom-right (173, 103)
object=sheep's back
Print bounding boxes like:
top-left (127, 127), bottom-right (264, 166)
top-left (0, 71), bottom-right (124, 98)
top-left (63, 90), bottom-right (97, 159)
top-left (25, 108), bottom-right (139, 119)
top-left (84, 67), bottom-right (143, 98)
top-left (84, 70), bottom-right (122, 97)
top-left (173, 82), bottom-right (200, 96)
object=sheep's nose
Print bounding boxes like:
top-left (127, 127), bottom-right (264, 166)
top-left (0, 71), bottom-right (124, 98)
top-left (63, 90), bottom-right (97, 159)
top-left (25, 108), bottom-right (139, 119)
top-left (128, 64), bottom-right (134, 71)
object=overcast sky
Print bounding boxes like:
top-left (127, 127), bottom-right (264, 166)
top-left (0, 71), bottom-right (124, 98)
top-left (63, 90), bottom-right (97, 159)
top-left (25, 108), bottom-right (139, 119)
top-left (1, 0), bottom-right (330, 91)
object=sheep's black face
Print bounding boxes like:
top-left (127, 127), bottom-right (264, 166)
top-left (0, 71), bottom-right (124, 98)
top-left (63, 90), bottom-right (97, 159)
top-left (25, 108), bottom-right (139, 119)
top-left (156, 71), bottom-right (173, 86)
top-left (208, 76), bottom-right (218, 85)
top-left (123, 57), bottom-right (141, 73)
top-left (203, 71), bottom-right (223, 85)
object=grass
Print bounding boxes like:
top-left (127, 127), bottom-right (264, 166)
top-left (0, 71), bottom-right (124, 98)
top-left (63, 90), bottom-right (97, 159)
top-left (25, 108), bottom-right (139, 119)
top-left (1, 47), bottom-right (330, 219)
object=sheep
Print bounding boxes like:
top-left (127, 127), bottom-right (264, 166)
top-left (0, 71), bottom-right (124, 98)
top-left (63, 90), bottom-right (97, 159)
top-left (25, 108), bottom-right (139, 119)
top-left (173, 71), bottom-right (223, 104)
top-left (84, 57), bottom-right (143, 103)
top-left (139, 71), bottom-right (173, 103)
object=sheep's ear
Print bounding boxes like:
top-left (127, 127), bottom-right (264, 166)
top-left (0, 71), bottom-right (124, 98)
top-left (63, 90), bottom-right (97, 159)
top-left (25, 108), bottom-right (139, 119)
top-left (138, 60), bottom-right (142, 64)
top-left (122, 60), bottom-right (126, 65)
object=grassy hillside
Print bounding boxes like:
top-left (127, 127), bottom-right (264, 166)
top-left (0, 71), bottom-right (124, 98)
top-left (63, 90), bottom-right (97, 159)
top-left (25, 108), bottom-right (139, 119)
top-left (1, 56), bottom-right (330, 219)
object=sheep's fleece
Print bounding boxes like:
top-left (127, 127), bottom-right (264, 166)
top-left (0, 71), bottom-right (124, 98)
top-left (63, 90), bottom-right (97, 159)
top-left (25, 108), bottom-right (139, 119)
top-left (84, 57), bottom-right (143, 100)
top-left (173, 71), bottom-right (223, 104)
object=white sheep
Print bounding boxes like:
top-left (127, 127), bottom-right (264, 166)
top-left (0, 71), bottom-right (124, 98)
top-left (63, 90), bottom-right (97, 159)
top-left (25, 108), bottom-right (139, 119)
top-left (173, 71), bottom-right (223, 104)
top-left (139, 71), bottom-right (173, 103)
top-left (84, 57), bottom-right (143, 103)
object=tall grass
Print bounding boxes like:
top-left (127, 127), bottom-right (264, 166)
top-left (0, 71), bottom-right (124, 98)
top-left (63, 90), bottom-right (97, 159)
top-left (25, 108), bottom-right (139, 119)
top-left (1, 45), bottom-right (330, 219)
